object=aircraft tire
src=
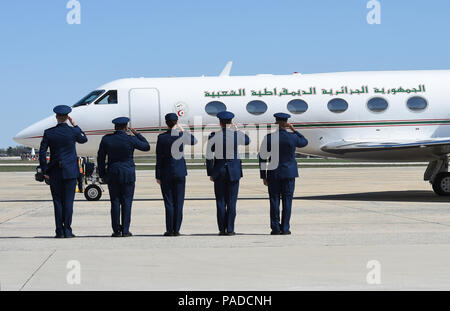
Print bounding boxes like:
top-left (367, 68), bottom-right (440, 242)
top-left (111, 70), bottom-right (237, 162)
top-left (432, 172), bottom-right (450, 196)
top-left (84, 184), bottom-right (102, 201)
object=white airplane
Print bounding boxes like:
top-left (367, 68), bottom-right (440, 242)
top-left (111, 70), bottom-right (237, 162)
top-left (14, 63), bottom-right (450, 199)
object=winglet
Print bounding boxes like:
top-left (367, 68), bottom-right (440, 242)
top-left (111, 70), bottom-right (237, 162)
top-left (219, 61), bottom-right (233, 77)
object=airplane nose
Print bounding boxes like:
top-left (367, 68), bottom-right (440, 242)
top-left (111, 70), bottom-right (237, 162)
top-left (13, 126), bottom-right (39, 147)
top-left (13, 131), bottom-right (26, 146)
top-left (13, 127), bottom-right (34, 146)
top-left (13, 115), bottom-right (55, 148)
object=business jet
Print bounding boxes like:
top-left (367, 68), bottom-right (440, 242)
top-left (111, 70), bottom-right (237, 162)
top-left (14, 62), bottom-right (450, 200)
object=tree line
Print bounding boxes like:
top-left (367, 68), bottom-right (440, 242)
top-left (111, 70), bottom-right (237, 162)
top-left (0, 146), bottom-right (32, 157)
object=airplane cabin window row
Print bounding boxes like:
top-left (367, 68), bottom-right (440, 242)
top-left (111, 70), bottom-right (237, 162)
top-left (246, 100), bottom-right (267, 115)
top-left (205, 96), bottom-right (428, 116)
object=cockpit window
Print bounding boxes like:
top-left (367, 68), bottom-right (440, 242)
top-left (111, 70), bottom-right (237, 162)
top-left (95, 90), bottom-right (118, 105)
top-left (73, 90), bottom-right (105, 108)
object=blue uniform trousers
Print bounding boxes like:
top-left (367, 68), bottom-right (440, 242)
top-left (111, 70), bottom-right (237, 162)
top-left (49, 172), bottom-right (76, 237)
top-left (160, 176), bottom-right (186, 233)
top-left (108, 182), bottom-right (135, 234)
top-left (214, 173), bottom-right (240, 233)
top-left (268, 178), bottom-right (295, 233)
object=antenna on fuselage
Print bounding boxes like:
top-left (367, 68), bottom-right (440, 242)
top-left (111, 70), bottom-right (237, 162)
top-left (219, 61), bottom-right (233, 77)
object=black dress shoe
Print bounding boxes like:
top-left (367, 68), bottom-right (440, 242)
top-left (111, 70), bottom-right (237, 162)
top-left (226, 232), bottom-right (236, 236)
top-left (55, 235), bottom-right (64, 239)
top-left (219, 231), bottom-right (227, 236)
top-left (281, 231), bottom-right (291, 235)
top-left (122, 232), bottom-right (133, 237)
top-left (164, 232), bottom-right (174, 237)
top-left (174, 232), bottom-right (181, 236)
top-left (65, 233), bottom-right (76, 238)
top-left (270, 231), bottom-right (281, 235)
top-left (111, 232), bottom-right (122, 237)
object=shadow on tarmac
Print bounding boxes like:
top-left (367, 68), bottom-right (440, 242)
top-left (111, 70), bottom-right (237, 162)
top-left (298, 190), bottom-right (450, 203)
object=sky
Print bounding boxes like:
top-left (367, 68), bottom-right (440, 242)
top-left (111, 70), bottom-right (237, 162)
top-left (1, 0), bottom-right (450, 148)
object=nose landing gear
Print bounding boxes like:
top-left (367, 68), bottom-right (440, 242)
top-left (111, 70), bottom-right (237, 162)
top-left (84, 184), bottom-right (103, 201)
top-left (82, 161), bottom-right (104, 201)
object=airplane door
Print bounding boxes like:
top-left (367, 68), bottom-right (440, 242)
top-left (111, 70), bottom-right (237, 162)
top-left (129, 88), bottom-right (161, 131)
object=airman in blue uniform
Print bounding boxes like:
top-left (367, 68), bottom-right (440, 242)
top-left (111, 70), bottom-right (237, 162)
top-left (156, 113), bottom-right (198, 236)
top-left (259, 113), bottom-right (308, 235)
top-left (39, 105), bottom-right (88, 238)
top-left (206, 111), bottom-right (250, 236)
top-left (77, 157), bottom-right (87, 193)
top-left (97, 117), bottom-right (150, 237)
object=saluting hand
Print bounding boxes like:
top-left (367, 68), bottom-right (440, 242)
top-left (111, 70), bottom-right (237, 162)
top-left (68, 116), bottom-right (76, 127)
top-left (175, 123), bottom-right (184, 132)
top-left (287, 123), bottom-right (296, 132)
top-left (129, 128), bottom-right (139, 136)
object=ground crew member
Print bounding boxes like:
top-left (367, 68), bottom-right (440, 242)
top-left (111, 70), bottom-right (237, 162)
top-left (156, 113), bottom-right (197, 237)
top-left (97, 117), bottom-right (150, 237)
top-left (206, 111), bottom-right (250, 236)
top-left (76, 157), bottom-right (86, 193)
top-left (259, 113), bottom-right (308, 235)
top-left (39, 105), bottom-right (88, 238)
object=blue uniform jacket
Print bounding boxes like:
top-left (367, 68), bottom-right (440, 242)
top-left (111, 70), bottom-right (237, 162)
top-left (97, 131), bottom-right (150, 184)
top-left (259, 129), bottom-right (308, 180)
top-left (155, 130), bottom-right (197, 180)
top-left (39, 123), bottom-right (88, 179)
top-left (206, 128), bottom-right (250, 182)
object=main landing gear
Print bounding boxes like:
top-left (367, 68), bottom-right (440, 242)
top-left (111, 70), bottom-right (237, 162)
top-left (425, 158), bottom-right (450, 196)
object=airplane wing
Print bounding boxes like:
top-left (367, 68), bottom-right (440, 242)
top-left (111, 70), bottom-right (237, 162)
top-left (321, 138), bottom-right (450, 154)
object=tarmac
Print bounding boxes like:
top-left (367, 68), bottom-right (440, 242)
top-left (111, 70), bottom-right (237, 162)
top-left (1, 167), bottom-right (450, 291)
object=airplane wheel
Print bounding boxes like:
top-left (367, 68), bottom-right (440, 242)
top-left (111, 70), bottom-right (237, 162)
top-left (432, 172), bottom-right (450, 196)
top-left (84, 184), bottom-right (102, 201)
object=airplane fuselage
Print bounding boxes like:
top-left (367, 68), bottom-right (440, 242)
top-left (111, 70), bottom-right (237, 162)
top-left (14, 70), bottom-right (450, 161)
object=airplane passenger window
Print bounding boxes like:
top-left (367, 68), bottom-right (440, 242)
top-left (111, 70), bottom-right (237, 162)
top-left (287, 99), bottom-right (308, 114)
top-left (367, 97), bottom-right (388, 112)
top-left (246, 100), bottom-right (267, 115)
top-left (95, 90), bottom-right (118, 105)
top-left (205, 101), bottom-right (227, 116)
top-left (72, 90), bottom-right (105, 108)
top-left (407, 96), bottom-right (428, 111)
top-left (327, 98), bottom-right (348, 113)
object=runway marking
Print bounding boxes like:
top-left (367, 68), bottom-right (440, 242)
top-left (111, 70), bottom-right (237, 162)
top-left (0, 197), bottom-right (270, 203)
top-left (0, 206), bottom-right (46, 225)
top-left (19, 250), bottom-right (56, 291)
